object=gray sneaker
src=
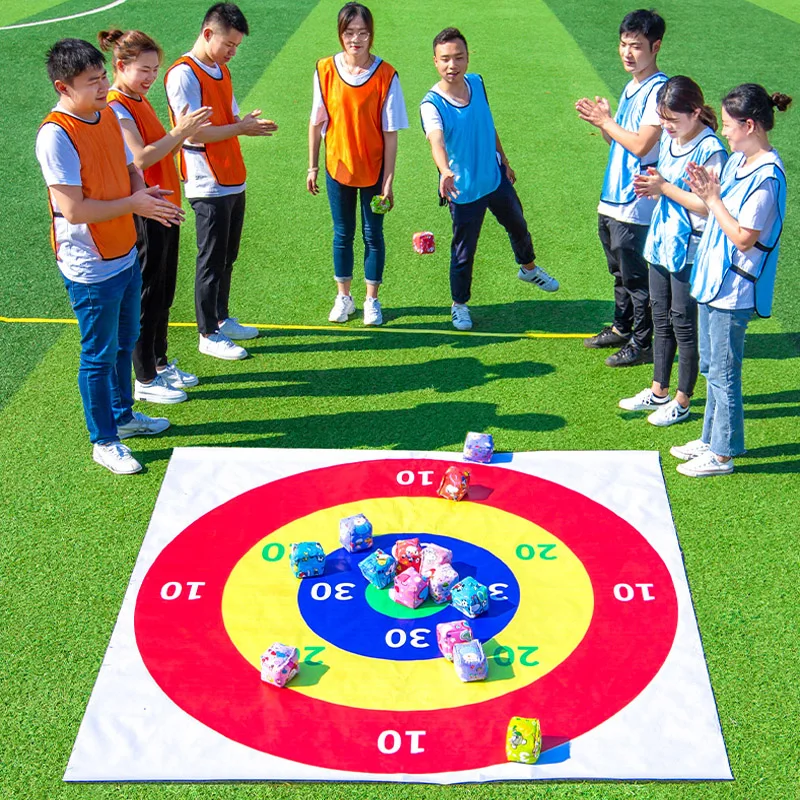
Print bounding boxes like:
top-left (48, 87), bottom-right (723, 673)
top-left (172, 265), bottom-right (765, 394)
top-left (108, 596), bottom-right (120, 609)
top-left (451, 303), bottom-right (473, 331)
top-left (518, 264), bottom-right (559, 292)
top-left (117, 411), bottom-right (170, 440)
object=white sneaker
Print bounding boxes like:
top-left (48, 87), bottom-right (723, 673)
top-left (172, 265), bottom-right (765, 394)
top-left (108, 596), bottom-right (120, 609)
top-left (363, 297), bottom-right (383, 326)
top-left (157, 359), bottom-right (199, 389)
top-left (677, 451), bottom-right (734, 477)
top-left (134, 374), bottom-right (187, 405)
top-left (518, 264), bottom-right (559, 292)
top-left (329, 294), bottom-right (356, 323)
top-left (669, 438), bottom-right (710, 461)
top-left (451, 303), bottom-right (473, 331)
top-left (648, 399), bottom-right (690, 427)
top-left (117, 410), bottom-right (170, 440)
top-left (218, 317), bottom-right (259, 340)
top-left (618, 387), bottom-right (671, 411)
top-left (92, 441), bottom-right (142, 474)
top-left (199, 333), bottom-right (247, 360)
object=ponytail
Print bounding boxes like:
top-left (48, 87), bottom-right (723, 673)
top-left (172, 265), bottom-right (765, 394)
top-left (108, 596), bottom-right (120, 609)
top-left (698, 104), bottom-right (718, 132)
top-left (96, 28), bottom-right (162, 71)
top-left (723, 84), bottom-right (792, 131)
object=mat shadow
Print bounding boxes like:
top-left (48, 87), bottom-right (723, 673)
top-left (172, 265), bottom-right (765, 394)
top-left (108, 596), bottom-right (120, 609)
top-left (197, 357), bottom-right (554, 399)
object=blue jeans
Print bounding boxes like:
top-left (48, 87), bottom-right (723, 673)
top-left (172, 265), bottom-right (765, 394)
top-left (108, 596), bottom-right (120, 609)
top-left (698, 304), bottom-right (753, 457)
top-left (63, 261), bottom-right (142, 445)
top-left (326, 171), bottom-right (385, 284)
top-left (449, 172), bottom-right (535, 304)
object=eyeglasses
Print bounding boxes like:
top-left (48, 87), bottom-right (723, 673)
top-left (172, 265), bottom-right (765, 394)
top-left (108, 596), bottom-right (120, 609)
top-left (343, 30), bottom-right (370, 41)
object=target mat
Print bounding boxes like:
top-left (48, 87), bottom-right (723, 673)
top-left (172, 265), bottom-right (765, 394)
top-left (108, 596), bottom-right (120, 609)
top-left (65, 447), bottom-right (732, 783)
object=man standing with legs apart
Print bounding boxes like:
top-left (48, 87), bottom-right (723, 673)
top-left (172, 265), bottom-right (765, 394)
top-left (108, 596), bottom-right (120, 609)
top-left (576, 9), bottom-right (667, 366)
top-left (166, 3), bottom-right (278, 361)
top-left (421, 28), bottom-right (559, 332)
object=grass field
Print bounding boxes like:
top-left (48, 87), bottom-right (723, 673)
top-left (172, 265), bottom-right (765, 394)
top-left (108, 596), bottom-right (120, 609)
top-left (1, 0), bottom-right (798, 798)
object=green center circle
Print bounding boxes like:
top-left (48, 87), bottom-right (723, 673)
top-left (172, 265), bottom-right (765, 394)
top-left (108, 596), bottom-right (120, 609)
top-left (364, 582), bottom-right (446, 620)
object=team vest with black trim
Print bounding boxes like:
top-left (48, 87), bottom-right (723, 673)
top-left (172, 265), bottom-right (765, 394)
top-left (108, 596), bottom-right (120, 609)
top-left (317, 56), bottom-right (396, 187)
top-left (164, 56), bottom-right (246, 187)
top-left (107, 89), bottom-right (182, 206)
top-left (691, 150), bottom-right (787, 318)
top-left (40, 107), bottom-right (136, 261)
top-left (601, 72), bottom-right (668, 207)
top-left (643, 128), bottom-right (728, 273)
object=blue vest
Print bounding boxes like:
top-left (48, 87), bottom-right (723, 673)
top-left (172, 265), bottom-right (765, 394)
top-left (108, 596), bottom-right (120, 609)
top-left (692, 151), bottom-right (787, 317)
top-left (644, 129), bottom-right (728, 272)
top-left (600, 72), bottom-right (668, 206)
top-left (421, 74), bottom-right (500, 204)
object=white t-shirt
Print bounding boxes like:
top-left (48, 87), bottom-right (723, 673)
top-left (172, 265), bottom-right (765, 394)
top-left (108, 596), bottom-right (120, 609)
top-left (419, 82), bottom-right (471, 136)
top-left (597, 78), bottom-right (662, 225)
top-left (710, 151), bottom-right (781, 310)
top-left (35, 105), bottom-right (137, 284)
top-left (310, 53), bottom-right (408, 135)
top-left (165, 54), bottom-right (243, 199)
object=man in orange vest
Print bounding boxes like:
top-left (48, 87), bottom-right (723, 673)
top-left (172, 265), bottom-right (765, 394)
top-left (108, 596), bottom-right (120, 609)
top-left (36, 38), bottom-right (184, 474)
top-left (166, 3), bottom-right (278, 361)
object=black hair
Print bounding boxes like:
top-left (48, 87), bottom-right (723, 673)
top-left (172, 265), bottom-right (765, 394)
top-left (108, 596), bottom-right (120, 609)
top-left (722, 83), bottom-right (792, 132)
top-left (433, 27), bottom-right (468, 53)
top-left (619, 9), bottom-right (666, 46)
top-left (202, 3), bottom-right (249, 35)
top-left (657, 76), bottom-right (717, 131)
top-left (46, 38), bottom-right (105, 86)
top-left (337, 3), bottom-right (374, 45)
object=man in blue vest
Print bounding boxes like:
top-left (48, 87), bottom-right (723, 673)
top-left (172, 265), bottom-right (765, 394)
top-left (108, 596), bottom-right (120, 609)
top-left (421, 28), bottom-right (559, 331)
top-left (576, 9), bottom-right (667, 366)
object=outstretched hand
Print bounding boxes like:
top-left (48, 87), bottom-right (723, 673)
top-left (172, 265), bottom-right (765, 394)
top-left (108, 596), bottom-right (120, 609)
top-left (239, 109), bottom-right (279, 137)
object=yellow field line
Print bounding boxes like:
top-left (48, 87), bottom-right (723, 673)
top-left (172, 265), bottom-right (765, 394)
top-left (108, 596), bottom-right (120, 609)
top-left (0, 315), bottom-right (592, 340)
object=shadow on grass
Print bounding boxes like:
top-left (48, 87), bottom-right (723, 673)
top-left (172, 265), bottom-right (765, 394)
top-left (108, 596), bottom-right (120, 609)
top-left (196, 357), bottom-right (553, 399)
top-left (136, 401), bottom-right (566, 466)
top-left (745, 331), bottom-right (800, 360)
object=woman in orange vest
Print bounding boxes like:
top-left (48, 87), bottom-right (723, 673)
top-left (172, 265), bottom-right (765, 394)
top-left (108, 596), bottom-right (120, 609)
top-left (100, 29), bottom-right (212, 402)
top-left (307, 2), bottom-right (408, 327)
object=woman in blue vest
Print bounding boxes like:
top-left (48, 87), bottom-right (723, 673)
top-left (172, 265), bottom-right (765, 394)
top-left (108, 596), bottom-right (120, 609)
top-left (670, 84), bottom-right (791, 477)
top-left (624, 77), bottom-right (727, 426)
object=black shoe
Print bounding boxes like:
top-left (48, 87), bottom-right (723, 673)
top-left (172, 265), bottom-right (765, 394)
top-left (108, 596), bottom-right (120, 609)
top-left (584, 326), bottom-right (631, 349)
top-left (605, 342), bottom-right (654, 367)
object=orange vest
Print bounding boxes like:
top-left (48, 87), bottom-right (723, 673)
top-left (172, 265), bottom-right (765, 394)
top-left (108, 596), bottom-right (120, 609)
top-left (40, 107), bottom-right (137, 261)
top-left (317, 56), bottom-right (396, 187)
top-left (107, 89), bottom-right (182, 207)
top-left (164, 56), bottom-right (246, 187)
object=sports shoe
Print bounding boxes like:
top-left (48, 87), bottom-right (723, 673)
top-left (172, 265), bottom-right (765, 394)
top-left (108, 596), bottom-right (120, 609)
top-left (677, 451), bottom-right (734, 477)
top-left (669, 439), bottom-right (710, 461)
top-left (451, 303), bottom-right (473, 331)
top-left (605, 342), bottom-right (653, 367)
top-left (92, 441), bottom-right (142, 475)
top-left (134, 374), bottom-right (187, 405)
top-left (618, 387), bottom-right (671, 411)
top-left (648, 399), bottom-right (690, 427)
top-left (117, 411), bottom-right (170, 440)
top-left (199, 333), bottom-right (247, 360)
top-left (363, 296), bottom-right (383, 326)
top-left (584, 326), bottom-right (630, 349)
top-left (157, 359), bottom-right (199, 389)
top-left (518, 264), bottom-right (559, 292)
top-left (329, 294), bottom-right (356, 323)
top-left (219, 317), bottom-right (259, 340)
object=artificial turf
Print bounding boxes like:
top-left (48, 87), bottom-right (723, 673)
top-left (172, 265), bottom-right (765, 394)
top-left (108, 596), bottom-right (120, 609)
top-left (1, 0), bottom-right (798, 798)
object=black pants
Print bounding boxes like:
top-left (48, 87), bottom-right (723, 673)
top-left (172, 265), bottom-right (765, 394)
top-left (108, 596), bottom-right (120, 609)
top-left (650, 262), bottom-right (699, 396)
top-left (597, 214), bottom-right (651, 348)
top-left (132, 215), bottom-right (180, 382)
top-left (190, 192), bottom-right (246, 334)
top-left (449, 172), bottom-right (535, 304)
